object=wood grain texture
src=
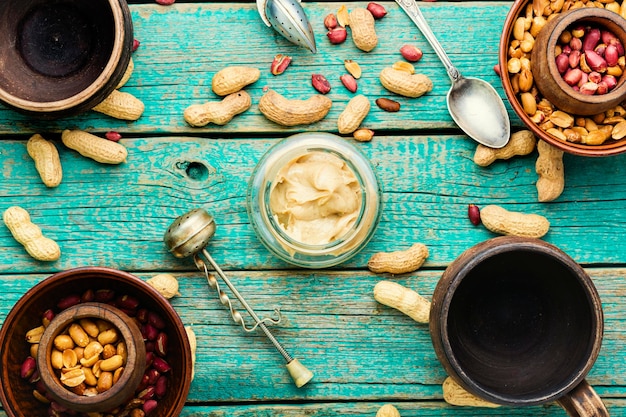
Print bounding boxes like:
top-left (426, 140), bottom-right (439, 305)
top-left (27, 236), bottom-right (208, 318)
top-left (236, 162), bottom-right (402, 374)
top-left (1, 268), bottom-right (625, 413)
top-left (0, 2), bottom-right (518, 135)
top-left (1, 135), bottom-right (626, 274)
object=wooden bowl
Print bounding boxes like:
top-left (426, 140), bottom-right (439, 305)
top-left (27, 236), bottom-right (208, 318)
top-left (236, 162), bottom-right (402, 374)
top-left (500, 1), bottom-right (626, 156)
top-left (0, 267), bottom-right (192, 417)
top-left (37, 303), bottom-right (146, 413)
top-left (0, 0), bottom-right (133, 119)
top-left (531, 8), bottom-right (626, 116)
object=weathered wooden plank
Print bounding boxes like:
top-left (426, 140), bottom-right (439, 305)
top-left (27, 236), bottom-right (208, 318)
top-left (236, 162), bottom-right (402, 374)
top-left (0, 2), bottom-right (519, 136)
top-left (2, 400), bottom-right (626, 416)
top-left (1, 135), bottom-right (626, 274)
top-left (1, 267), bottom-right (625, 406)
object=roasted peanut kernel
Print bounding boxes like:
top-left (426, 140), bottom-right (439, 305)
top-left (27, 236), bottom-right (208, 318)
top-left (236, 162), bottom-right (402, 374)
top-left (102, 343), bottom-right (117, 360)
top-left (54, 335), bottom-right (75, 351)
top-left (33, 389), bottom-right (49, 404)
top-left (62, 349), bottom-right (79, 368)
top-left (547, 128), bottom-right (567, 141)
top-left (83, 341), bottom-right (104, 359)
top-left (344, 60), bottom-right (362, 79)
top-left (612, 121), bottom-right (626, 139)
top-left (392, 61), bottom-right (415, 74)
top-left (69, 323), bottom-right (90, 348)
top-left (25, 326), bottom-right (45, 343)
top-left (60, 368), bottom-right (86, 388)
top-left (99, 354), bottom-right (124, 372)
top-left (549, 110), bottom-right (574, 128)
top-left (96, 371), bottom-right (113, 393)
top-left (117, 341), bottom-right (128, 363)
top-left (83, 367), bottom-right (98, 386)
top-left (51, 349), bottom-right (64, 370)
top-left (30, 344), bottom-right (39, 358)
top-left (508, 57), bottom-right (522, 74)
top-left (521, 92), bottom-right (537, 115)
top-left (97, 328), bottom-right (119, 346)
top-left (337, 4), bottom-right (349, 26)
top-left (113, 367), bottom-right (124, 385)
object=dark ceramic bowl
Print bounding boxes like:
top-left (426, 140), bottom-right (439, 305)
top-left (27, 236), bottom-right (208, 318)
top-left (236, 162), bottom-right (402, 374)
top-left (0, 0), bottom-right (134, 118)
top-left (0, 267), bottom-right (192, 417)
top-left (500, 1), bottom-right (626, 156)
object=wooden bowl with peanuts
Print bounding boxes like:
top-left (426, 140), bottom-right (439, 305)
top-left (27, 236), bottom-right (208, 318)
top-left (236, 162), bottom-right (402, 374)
top-left (0, 267), bottom-right (192, 417)
top-left (500, 0), bottom-right (626, 156)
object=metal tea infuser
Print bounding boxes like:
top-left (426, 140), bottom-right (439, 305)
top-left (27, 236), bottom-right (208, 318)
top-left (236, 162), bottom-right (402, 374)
top-left (256, 0), bottom-right (317, 53)
top-left (163, 208), bottom-right (313, 388)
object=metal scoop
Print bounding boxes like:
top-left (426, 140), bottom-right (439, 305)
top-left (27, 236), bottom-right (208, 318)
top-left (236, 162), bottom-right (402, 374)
top-left (395, 0), bottom-right (510, 148)
top-left (163, 208), bottom-right (313, 388)
top-left (257, 0), bottom-right (317, 53)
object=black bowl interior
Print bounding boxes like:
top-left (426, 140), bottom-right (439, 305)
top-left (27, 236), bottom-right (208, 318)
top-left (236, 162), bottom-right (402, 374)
top-left (0, 0), bottom-right (116, 102)
top-left (0, 267), bottom-right (191, 417)
top-left (445, 249), bottom-right (598, 403)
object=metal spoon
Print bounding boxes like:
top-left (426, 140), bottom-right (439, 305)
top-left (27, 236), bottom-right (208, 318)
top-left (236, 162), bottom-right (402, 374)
top-left (256, 0), bottom-right (317, 53)
top-left (163, 208), bottom-right (313, 388)
top-left (395, 0), bottom-right (510, 148)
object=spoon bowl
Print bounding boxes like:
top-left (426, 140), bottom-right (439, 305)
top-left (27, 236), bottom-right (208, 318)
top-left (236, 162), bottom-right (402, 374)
top-left (394, 0), bottom-right (510, 148)
top-left (447, 77), bottom-right (511, 148)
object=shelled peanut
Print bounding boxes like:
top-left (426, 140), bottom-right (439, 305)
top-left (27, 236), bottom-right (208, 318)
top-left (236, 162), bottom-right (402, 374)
top-left (506, 0), bottom-right (626, 145)
top-left (50, 319), bottom-right (127, 394)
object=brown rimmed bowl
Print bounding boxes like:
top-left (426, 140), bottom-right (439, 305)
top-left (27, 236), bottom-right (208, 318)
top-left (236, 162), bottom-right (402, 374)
top-left (0, 266), bottom-right (192, 417)
top-left (0, 0), bottom-right (133, 119)
top-left (500, 1), bottom-right (626, 156)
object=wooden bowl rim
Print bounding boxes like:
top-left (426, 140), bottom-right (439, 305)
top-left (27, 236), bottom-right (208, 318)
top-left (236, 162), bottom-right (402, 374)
top-left (36, 302), bottom-right (147, 412)
top-left (0, 0), bottom-right (131, 114)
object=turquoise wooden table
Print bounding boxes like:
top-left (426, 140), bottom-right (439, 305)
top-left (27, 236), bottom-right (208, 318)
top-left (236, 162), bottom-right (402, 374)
top-left (2, 0), bottom-right (626, 415)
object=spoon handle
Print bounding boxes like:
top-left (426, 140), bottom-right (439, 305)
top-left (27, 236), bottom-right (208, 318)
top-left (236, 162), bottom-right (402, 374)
top-left (394, 0), bottom-right (461, 82)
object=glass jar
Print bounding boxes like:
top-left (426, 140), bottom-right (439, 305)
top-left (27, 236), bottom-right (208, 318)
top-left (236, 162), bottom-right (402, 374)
top-left (247, 132), bottom-right (382, 269)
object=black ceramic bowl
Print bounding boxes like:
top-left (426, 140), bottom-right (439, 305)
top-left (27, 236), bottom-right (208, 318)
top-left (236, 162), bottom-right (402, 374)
top-left (0, 267), bottom-right (192, 417)
top-left (0, 0), bottom-right (134, 118)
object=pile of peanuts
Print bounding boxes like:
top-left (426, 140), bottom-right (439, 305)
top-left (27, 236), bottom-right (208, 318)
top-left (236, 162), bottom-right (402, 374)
top-left (507, 0), bottom-right (626, 145)
top-left (51, 319), bottom-right (126, 394)
top-left (22, 288), bottom-right (172, 417)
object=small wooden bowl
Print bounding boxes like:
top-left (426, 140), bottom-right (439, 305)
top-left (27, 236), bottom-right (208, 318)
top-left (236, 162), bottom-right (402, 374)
top-left (37, 303), bottom-right (146, 413)
top-left (500, 1), bottom-right (626, 156)
top-left (531, 8), bottom-right (626, 116)
top-left (0, 267), bottom-right (192, 417)
top-left (0, 0), bottom-right (133, 118)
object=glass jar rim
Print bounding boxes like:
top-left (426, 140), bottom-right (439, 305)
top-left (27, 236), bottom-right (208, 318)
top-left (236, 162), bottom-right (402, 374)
top-left (247, 132), bottom-right (382, 268)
